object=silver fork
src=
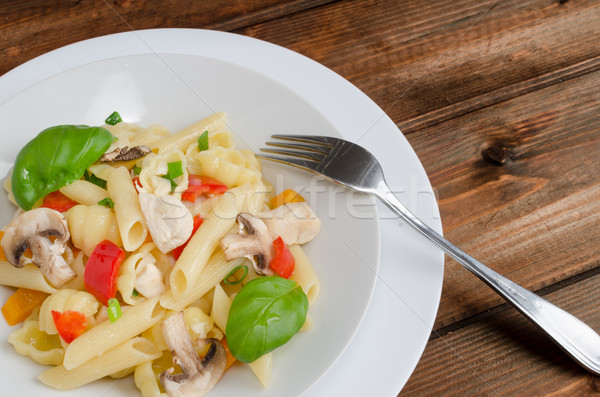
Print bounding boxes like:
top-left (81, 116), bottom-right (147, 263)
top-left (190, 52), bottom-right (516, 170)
top-left (258, 134), bottom-right (600, 375)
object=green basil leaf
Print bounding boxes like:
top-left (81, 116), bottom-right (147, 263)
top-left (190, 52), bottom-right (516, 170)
top-left (12, 125), bottom-right (116, 210)
top-left (226, 277), bottom-right (308, 363)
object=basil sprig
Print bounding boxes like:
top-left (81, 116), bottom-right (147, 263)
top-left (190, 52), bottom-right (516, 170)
top-left (226, 277), bottom-right (308, 363)
top-left (11, 125), bottom-right (115, 210)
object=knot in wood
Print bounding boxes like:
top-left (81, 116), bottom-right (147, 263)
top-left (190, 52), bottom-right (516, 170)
top-left (481, 144), bottom-right (507, 166)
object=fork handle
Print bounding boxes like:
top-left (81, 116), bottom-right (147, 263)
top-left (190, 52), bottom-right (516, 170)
top-left (375, 181), bottom-right (600, 374)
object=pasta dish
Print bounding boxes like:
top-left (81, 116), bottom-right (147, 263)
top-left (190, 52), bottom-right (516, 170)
top-left (0, 112), bottom-right (321, 396)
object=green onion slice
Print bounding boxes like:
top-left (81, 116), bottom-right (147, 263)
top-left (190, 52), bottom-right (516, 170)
top-left (84, 170), bottom-right (107, 189)
top-left (198, 131), bottom-right (209, 152)
top-left (132, 165), bottom-right (141, 175)
top-left (161, 161), bottom-right (184, 193)
top-left (97, 197), bottom-right (114, 208)
top-left (166, 161), bottom-right (183, 179)
top-left (132, 289), bottom-right (139, 297)
top-left (223, 265), bottom-right (248, 285)
top-left (105, 111), bottom-right (123, 126)
top-left (107, 298), bottom-right (122, 323)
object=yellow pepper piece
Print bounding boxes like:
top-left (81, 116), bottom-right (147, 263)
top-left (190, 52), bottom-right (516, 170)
top-left (269, 189), bottom-right (305, 209)
top-left (2, 288), bottom-right (49, 326)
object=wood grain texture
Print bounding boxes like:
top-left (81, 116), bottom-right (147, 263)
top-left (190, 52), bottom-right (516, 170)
top-left (0, 0), bottom-right (337, 76)
top-left (407, 68), bottom-right (600, 328)
top-left (238, 0), bottom-right (600, 130)
top-left (401, 269), bottom-right (600, 396)
top-left (2, 1), bottom-right (600, 395)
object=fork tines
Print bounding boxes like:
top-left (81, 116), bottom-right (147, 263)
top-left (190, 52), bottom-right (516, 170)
top-left (257, 135), bottom-right (337, 170)
top-left (270, 134), bottom-right (337, 144)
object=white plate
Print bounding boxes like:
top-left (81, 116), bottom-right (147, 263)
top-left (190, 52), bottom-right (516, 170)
top-left (0, 29), bottom-right (444, 396)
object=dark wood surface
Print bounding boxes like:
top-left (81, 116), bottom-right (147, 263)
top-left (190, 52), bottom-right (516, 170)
top-left (2, 0), bottom-right (600, 395)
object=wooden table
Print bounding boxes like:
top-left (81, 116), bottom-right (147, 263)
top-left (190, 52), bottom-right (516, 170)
top-left (2, 0), bottom-right (600, 395)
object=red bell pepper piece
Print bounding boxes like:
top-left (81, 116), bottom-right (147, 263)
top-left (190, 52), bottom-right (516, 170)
top-left (171, 215), bottom-right (203, 260)
top-left (132, 177), bottom-right (142, 193)
top-left (269, 237), bottom-right (295, 279)
top-left (41, 190), bottom-right (78, 212)
top-left (181, 175), bottom-right (228, 203)
top-left (84, 240), bottom-right (125, 306)
top-left (51, 310), bottom-right (87, 343)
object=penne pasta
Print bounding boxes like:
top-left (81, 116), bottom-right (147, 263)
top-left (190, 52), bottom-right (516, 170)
top-left (106, 166), bottom-right (148, 252)
top-left (0, 261), bottom-right (57, 293)
top-left (134, 360), bottom-right (167, 397)
top-left (151, 112), bottom-right (226, 153)
top-left (62, 296), bottom-right (164, 370)
top-left (59, 180), bottom-right (108, 206)
top-left (289, 244), bottom-right (321, 306)
top-left (39, 337), bottom-right (162, 390)
top-left (1, 113), bottom-right (323, 395)
top-left (168, 184), bottom-right (255, 300)
top-left (159, 250), bottom-right (244, 311)
top-left (248, 352), bottom-right (273, 388)
top-left (211, 283), bottom-right (231, 333)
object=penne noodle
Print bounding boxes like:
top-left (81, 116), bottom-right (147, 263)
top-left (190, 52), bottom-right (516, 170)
top-left (248, 352), bottom-right (273, 388)
top-left (159, 250), bottom-right (244, 311)
top-left (0, 261), bottom-right (57, 293)
top-left (39, 337), bottom-right (161, 390)
top-left (151, 112), bottom-right (227, 153)
top-left (106, 166), bottom-right (148, 252)
top-left (59, 180), bottom-right (108, 206)
top-left (62, 296), bottom-right (164, 370)
top-left (1, 113), bottom-right (323, 395)
top-left (168, 184), bottom-right (255, 299)
top-left (211, 283), bottom-right (231, 333)
top-left (289, 244), bottom-right (321, 306)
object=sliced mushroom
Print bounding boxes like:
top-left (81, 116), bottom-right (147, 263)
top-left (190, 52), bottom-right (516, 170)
top-left (260, 202), bottom-right (321, 245)
top-left (100, 145), bottom-right (151, 162)
top-left (220, 213), bottom-right (274, 275)
top-left (160, 311), bottom-right (227, 397)
top-left (1, 208), bottom-right (75, 287)
top-left (138, 193), bottom-right (193, 254)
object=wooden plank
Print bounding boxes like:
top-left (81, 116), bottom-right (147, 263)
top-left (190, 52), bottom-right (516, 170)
top-left (401, 269), bottom-right (600, 396)
top-left (399, 56), bottom-right (600, 133)
top-left (239, 0), bottom-right (600, 126)
top-left (405, 68), bottom-right (600, 328)
top-left (0, 0), bottom-right (337, 76)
